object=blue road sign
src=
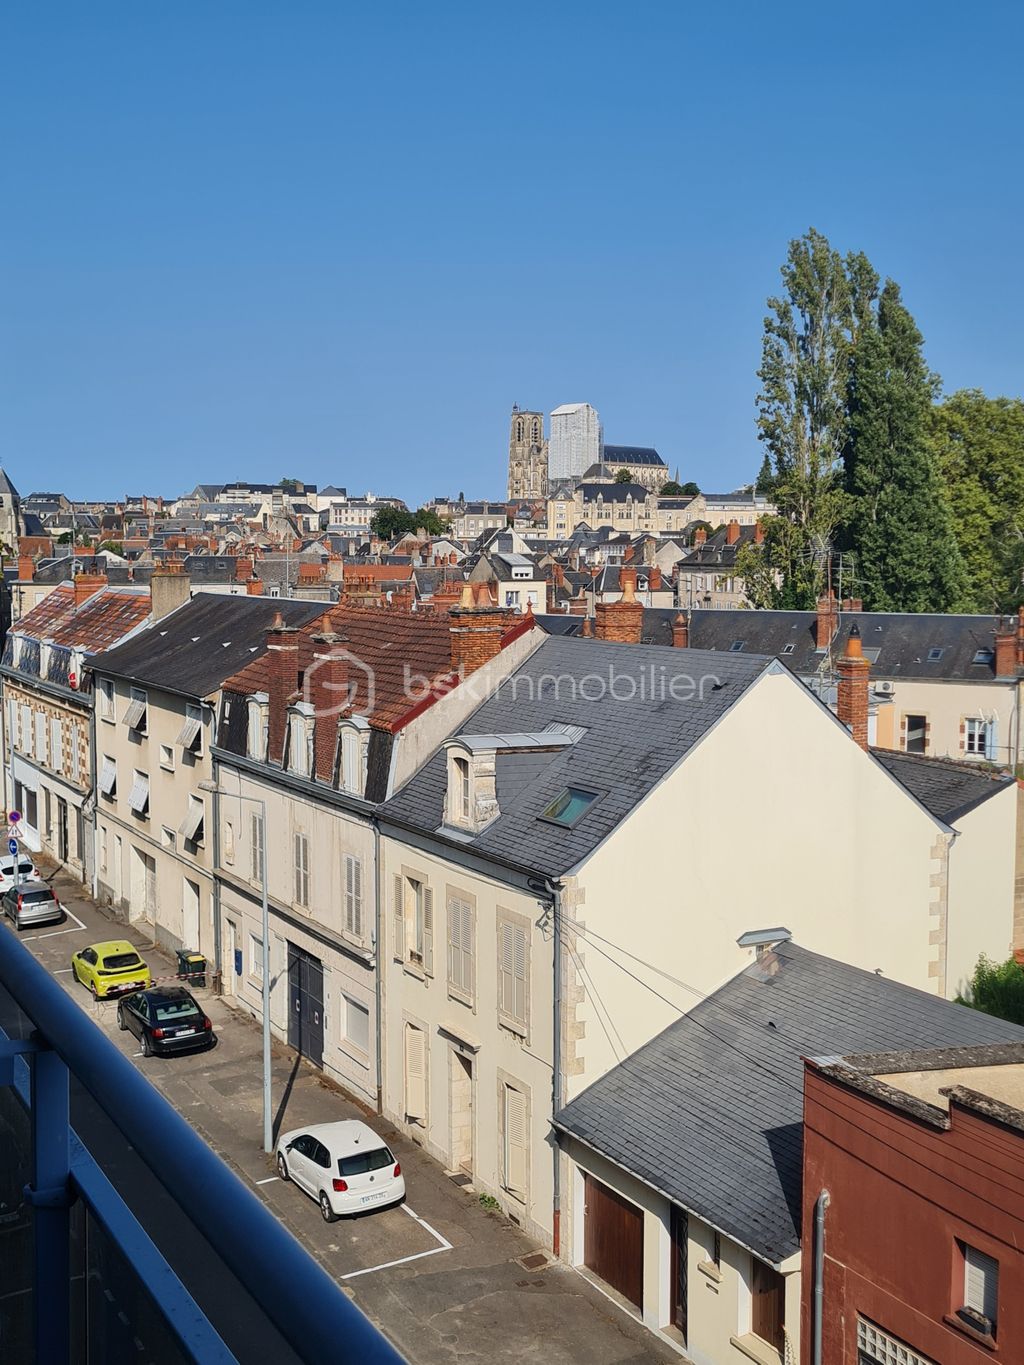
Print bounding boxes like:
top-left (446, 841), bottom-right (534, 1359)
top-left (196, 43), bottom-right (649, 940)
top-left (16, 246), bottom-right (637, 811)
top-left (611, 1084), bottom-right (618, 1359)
top-left (8, 839), bottom-right (17, 855)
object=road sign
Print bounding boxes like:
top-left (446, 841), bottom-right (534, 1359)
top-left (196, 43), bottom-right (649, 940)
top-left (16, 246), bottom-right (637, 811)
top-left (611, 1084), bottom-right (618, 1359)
top-left (7, 810), bottom-right (20, 825)
top-left (7, 839), bottom-right (16, 856)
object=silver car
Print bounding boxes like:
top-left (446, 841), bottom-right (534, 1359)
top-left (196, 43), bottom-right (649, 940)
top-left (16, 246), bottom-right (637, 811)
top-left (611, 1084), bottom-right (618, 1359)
top-left (2, 884), bottom-right (64, 929)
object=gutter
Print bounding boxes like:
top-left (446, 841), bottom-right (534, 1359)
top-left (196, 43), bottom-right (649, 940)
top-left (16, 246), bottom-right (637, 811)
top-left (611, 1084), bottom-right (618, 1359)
top-left (812, 1190), bottom-right (830, 1365)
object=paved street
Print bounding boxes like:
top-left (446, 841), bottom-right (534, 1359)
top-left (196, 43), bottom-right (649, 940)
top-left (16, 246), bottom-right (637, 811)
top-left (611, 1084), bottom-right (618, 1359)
top-left (14, 858), bottom-right (677, 1365)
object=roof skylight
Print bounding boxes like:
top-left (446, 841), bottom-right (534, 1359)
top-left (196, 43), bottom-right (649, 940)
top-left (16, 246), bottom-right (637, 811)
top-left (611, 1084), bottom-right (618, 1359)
top-left (540, 788), bottom-right (600, 828)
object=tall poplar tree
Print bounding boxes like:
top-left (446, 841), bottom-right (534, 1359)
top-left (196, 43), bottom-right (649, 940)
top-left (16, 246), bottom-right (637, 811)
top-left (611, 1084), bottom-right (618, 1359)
top-left (842, 283), bottom-right (966, 611)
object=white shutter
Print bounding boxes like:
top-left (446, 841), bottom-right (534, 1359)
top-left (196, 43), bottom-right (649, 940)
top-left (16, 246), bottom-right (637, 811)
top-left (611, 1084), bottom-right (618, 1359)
top-left (447, 898), bottom-right (463, 992)
top-left (69, 725), bottom-right (80, 782)
top-left (463, 901), bottom-right (475, 998)
top-left (504, 1085), bottom-right (527, 1195)
top-left (499, 922), bottom-right (515, 1019)
top-left (404, 1025), bottom-right (426, 1120)
top-left (422, 887), bottom-right (434, 975)
top-left (513, 925), bottom-right (527, 1025)
top-left (985, 719), bottom-right (998, 762)
top-left (393, 874), bottom-right (405, 960)
top-left (965, 1244), bottom-right (998, 1323)
top-left (20, 704), bottom-right (31, 756)
top-left (50, 718), bottom-right (62, 772)
top-left (35, 712), bottom-right (46, 763)
top-left (251, 812), bottom-right (264, 881)
top-left (345, 855), bottom-right (363, 936)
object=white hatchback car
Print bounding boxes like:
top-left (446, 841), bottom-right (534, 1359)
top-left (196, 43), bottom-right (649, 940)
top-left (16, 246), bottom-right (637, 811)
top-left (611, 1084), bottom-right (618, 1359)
top-left (276, 1119), bottom-right (405, 1221)
top-left (0, 856), bottom-right (41, 895)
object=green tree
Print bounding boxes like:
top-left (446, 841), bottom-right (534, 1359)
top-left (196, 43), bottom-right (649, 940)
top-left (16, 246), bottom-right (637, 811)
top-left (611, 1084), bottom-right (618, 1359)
top-left (956, 954), bottom-right (1024, 1025)
top-left (926, 391), bottom-right (1024, 611)
top-left (279, 476), bottom-right (302, 495)
top-left (754, 228), bottom-right (855, 607)
top-left (614, 468), bottom-right (634, 484)
top-left (754, 454), bottom-right (774, 496)
top-left (370, 505), bottom-right (449, 539)
top-left (99, 540), bottom-right (124, 556)
top-left (841, 282), bottom-right (967, 611)
top-left (660, 480), bottom-right (700, 496)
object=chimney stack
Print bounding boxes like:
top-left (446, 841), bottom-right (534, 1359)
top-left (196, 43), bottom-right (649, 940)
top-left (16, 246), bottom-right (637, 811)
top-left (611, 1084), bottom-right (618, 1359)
top-left (18, 554), bottom-right (35, 582)
top-left (309, 635), bottom-right (351, 782)
top-left (649, 566), bottom-right (662, 591)
top-left (266, 616), bottom-right (300, 763)
top-left (693, 527), bottom-right (707, 548)
top-left (594, 567), bottom-right (644, 644)
top-left (994, 617), bottom-right (1018, 679)
top-left (672, 612), bottom-right (689, 648)
top-left (449, 590), bottom-right (514, 674)
top-left (815, 592), bottom-right (839, 650)
top-left (753, 520), bottom-right (765, 545)
top-left (725, 519), bottom-right (741, 545)
top-left (73, 572), bottom-right (108, 608)
top-left (1017, 606), bottom-right (1024, 668)
top-left (836, 623), bottom-right (870, 750)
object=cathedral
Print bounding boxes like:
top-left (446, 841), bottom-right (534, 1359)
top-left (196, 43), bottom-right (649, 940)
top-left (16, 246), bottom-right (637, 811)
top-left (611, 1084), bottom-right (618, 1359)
top-left (506, 406), bottom-right (549, 501)
top-left (0, 468), bottom-right (26, 553)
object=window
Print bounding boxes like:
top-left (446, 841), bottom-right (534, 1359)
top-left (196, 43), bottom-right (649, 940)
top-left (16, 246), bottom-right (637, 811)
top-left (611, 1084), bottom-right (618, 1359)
top-left (501, 1082), bottom-right (528, 1198)
top-left (497, 913), bottom-right (528, 1033)
top-left (159, 743), bottom-right (174, 770)
top-left (905, 714), bottom-right (927, 754)
top-left (927, 646), bottom-right (944, 663)
top-left (19, 704), bottom-right (31, 757)
top-left (393, 874), bottom-right (433, 973)
top-left (344, 854), bottom-right (362, 937)
top-left (249, 934), bottom-right (264, 982)
top-left (224, 819), bottom-right (235, 866)
top-left (960, 1242), bottom-right (998, 1336)
top-left (729, 640), bottom-right (745, 652)
top-left (97, 678), bottom-right (115, 721)
top-left (343, 996), bottom-right (369, 1056)
top-left (177, 703), bottom-right (203, 755)
top-left (340, 727), bottom-right (362, 794)
top-left (447, 894), bottom-right (475, 1002)
top-left (161, 826), bottom-right (176, 849)
top-left (99, 756), bottom-right (117, 798)
top-left (857, 1319), bottom-right (935, 1365)
top-left (541, 787), bottom-right (599, 828)
top-left (128, 770), bottom-right (150, 817)
top-left (294, 832), bottom-right (310, 907)
top-left (247, 696), bottom-right (269, 761)
top-left (972, 648), bottom-right (995, 667)
top-left (453, 756), bottom-right (470, 823)
top-left (250, 812), bottom-right (264, 881)
top-left (99, 825), bottom-right (108, 873)
top-left (781, 642), bottom-right (795, 655)
top-left (69, 725), bottom-right (80, 783)
top-left (179, 796), bottom-right (205, 845)
top-left (288, 709), bottom-right (314, 777)
top-left (123, 687), bottom-right (148, 734)
top-left (964, 717), bottom-right (996, 760)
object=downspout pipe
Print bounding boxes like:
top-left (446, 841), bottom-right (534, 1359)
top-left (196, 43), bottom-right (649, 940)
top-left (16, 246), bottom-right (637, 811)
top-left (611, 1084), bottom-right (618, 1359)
top-left (812, 1189), bottom-right (830, 1365)
top-left (373, 818), bottom-right (384, 1115)
top-left (534, 875), bottom-right (564, 1256)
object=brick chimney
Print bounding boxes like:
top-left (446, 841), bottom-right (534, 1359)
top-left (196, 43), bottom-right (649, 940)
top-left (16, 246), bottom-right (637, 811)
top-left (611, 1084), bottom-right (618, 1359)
top-left (841, 597), bottom-right (864, 613)
top-left (815, 592), bottom-right (838, 650)
top-left (266, 613), bottom-right (300, 763)
top-left (595, 567), bottom-right (644, 644)
top-left (623, 545), bottom-right (635, 564)
top-left (552, 562), bottom-right (565, 588)
top-left (649, 566), bottom-right (662, 591)
top-left (672, 612), bottom-right (689, 648)
top-left (693, 527), bottom-right (707, 548)
top-left (73, 572), bottom-right (108, 607)
top-left (753, 520), bottom-right (764, 545)
top-left (246, 579), bottom-right (264, 595)
top-left (150, 563), bottom-right (190, 621)
top-left (449, 584), bottom-right (514, 674)
top-left (18, 554), bottom-right (35, 581)
top-left (836, 623), bottom-right (870, 750)
top-left (995, 617), bottom-right (1018, 679)
top-left (1017, 606), bottom-right (1024, 668)
top-left (234, 556), bottom-right (254, 582)
top-left (309, 634), bottom-right (350, 782)
top-left (725, 519), bottom-right (741, 545)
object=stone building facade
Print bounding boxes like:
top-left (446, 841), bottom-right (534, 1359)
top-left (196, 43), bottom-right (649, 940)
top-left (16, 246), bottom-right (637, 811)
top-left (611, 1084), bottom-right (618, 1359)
top-left (506, 406), bottom-right (548, 501)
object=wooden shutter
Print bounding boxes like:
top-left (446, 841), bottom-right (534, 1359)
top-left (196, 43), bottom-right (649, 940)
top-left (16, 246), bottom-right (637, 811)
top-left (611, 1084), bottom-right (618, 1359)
top-left (498, 921), bottom-right (515, 1019)
top-left (504, 1085), bottom-right (527, 1195)
top-left (751, 1260), bottom-right (785, 1353)
top-left (985, 720), bottom-right (999, 762)
top-left (345, 856), bottom-right (355, 933)
top-left (393, 874), bottom-right (405, 960)
top-left (513, 924), bottom-right (527, 1025)
top-left (447, 898), bottom-right (462, 991)
top-left (404, 1025), bottom-right (426, 1120)
top-left (463, 901), bottom-right (475, 998)
top-left (422, 887), bottom-right (434, 975)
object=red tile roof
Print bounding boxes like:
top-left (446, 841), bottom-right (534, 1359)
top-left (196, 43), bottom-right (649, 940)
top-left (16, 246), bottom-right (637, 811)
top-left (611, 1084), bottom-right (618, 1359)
top-left (13, 585), bottom-right (151, 653)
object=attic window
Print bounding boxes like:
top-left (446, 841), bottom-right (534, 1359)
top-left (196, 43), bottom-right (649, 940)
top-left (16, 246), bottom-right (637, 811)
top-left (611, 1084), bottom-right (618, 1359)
top-left (927, 647), bottom-right (944, 663)
top-left (541, 788), bottom-right (599, 828)
top-left (781, 643), bottom-right (795, 655)
top-left (972, 648), bottom-right (995, 666)
top-left (729, 640), bottom-right (745, 653)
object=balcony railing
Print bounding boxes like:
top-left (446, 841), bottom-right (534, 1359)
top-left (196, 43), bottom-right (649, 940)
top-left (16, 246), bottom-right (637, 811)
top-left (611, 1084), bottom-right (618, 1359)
top-left (0, 926), bottom-right (404, 1364)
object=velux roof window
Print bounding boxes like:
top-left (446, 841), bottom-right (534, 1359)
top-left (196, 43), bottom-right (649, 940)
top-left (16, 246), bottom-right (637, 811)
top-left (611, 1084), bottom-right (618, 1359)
top-left (541, 788), bottom-right (600, 828)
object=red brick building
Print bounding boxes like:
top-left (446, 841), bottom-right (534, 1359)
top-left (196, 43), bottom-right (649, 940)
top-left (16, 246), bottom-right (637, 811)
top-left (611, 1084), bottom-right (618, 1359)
top-left (802, 1043), bottom-right (1024, 1364)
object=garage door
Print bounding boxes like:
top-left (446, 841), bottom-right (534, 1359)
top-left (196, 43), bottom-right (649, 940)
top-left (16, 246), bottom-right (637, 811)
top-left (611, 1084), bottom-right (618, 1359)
top-left (583, 1174), bottom-right (644, 1309)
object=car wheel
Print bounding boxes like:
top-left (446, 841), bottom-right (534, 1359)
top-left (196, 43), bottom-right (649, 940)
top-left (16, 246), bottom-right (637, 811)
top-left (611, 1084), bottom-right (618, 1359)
top-left (141, 1033), bottom-right (153, 1058)
top-left (116, 1006), bottom-right (126, 1031)
top-left (319, 1191), bottom-right (338, 1223)
top-left (277, 1152), bottom-right (289, 1181)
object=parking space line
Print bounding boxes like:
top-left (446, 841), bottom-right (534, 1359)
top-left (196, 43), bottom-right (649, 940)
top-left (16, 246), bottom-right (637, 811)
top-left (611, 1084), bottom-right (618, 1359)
top-left (339, 1203), bottom-right (453, 1282)
top-left (255, 1177), bottom-right (279, 1186)
top-left (54, 967), bottom-right (73, 974)
top-left (21, 906), bottom-right (88, 941)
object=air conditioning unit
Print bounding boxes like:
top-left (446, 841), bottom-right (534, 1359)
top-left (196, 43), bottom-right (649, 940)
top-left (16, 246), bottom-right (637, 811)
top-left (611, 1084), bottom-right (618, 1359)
top-left (874, 680), bottom-right (895, 695)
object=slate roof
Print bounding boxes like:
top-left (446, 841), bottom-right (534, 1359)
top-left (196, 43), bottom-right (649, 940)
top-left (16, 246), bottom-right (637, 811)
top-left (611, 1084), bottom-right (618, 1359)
top-left (382, 635), bottom-right (773, 876)
top-left (600, 445), bottom-right (666, 467)
top-left (641, 608), bottom-right (1014, 680)
top-left (871, 750), bottom-right (1015, 823)
top-left (554, 940), bottom-right (1024, 1265)
top-left (577, 482), bottom-right (650, 504)
top-left (91, 593), bottom-right (328, 698)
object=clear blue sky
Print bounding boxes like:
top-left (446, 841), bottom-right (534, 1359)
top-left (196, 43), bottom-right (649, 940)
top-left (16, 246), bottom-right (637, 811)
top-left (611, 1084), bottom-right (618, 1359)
top-left (3, 2), bottom-right (1022, 506)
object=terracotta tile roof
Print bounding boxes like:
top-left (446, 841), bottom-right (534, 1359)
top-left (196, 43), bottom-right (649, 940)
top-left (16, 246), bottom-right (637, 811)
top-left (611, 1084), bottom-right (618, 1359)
top-left (12, 585), bottom-right (151, 654)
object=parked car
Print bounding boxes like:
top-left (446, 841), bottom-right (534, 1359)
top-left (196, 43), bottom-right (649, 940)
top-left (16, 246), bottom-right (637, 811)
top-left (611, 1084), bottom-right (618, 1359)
top-left (276, 1120), bottom-right (405, 1222)
top-left (116, 986), bottom-right (215, 1057)
top-left (71, 940), bottom-right (152, 999)
top-left (0, 855), bottom-right (41, 895)
top-left (1, 884), bottom-right (63, 930)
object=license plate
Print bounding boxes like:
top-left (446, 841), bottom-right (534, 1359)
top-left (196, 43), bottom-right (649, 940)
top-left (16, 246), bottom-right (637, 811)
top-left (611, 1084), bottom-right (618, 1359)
top-left (360, 1190), bottom-right (387, 1204)
top-left (175, 1027), bottom-right (198, 1036)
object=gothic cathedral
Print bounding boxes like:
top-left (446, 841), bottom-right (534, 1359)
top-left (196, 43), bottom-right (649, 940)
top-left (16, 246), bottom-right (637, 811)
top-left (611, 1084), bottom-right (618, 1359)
top-left (506, 406), bottom-right (548, 501)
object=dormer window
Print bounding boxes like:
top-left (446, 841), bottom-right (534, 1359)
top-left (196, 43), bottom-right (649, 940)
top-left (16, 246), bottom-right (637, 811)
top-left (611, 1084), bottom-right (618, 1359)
top-left (453, 756), bottom-right (470, 822)
top-left (246, 693), bottom-right (269, 761)
top-left (338, 720), bottom-right (368, 795)
top-left (287, 703), bottom-right (315, 778)
top-left (443, 741), bottom-right (498, 834)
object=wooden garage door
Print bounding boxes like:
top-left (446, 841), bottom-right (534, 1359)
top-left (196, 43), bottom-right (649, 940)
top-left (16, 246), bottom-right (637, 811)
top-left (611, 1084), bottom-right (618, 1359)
top-left (584, 1174), bottom-right (644, 1309)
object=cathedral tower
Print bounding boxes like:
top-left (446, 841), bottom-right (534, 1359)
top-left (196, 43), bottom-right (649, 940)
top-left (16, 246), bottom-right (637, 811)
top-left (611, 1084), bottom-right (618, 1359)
top-left (506, 406), bottom-right (548, 501)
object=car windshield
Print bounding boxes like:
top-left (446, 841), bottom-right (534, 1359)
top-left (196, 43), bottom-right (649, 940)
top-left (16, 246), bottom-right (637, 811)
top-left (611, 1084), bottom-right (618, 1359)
top-left (1, 861), bottom-right (34, 875)
top-left (337, 1146), bottom-right (394, 1177)
top-left (152, 998), bottom-right (201, 1022)
top-left (104, 953), bottom-right (143, 971)
top-left (17, 888), bottom-right (54, 903)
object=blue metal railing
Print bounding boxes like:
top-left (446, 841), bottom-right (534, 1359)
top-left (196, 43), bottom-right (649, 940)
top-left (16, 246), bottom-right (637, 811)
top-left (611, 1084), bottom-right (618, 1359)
top-left (0, 926), bottom-right (404, 1364)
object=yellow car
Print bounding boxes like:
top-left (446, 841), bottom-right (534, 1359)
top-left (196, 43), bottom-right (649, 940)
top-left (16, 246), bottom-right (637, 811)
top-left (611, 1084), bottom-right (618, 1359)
top-left (71, 940), bottom-right (152, 1000)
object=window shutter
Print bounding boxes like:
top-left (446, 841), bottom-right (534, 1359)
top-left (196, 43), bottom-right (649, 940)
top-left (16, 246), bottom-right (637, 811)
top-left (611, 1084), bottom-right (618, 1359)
top-left (447, 898), bottom-right (461, 990)
top-left (423, 887), bottom-right (434, 975)
top-left (463, 901), bottom-right (475, 998)
top-left (513, 925), bottom-right (527, 1025)
top-left (499, 922), bottom-right (515, 1019)
top-left (353, 857), bottom-right (362, 936)
top-left (393, 874), bottom-right (405, 960)
top-left (504, 1085), bottom-right (527, 1195)
top-left (404, 1025), bottom-right (426, 1120)
top-left (985, 719), bottom-right (998, 762)
top-left (965, 1245), bottom-right (998, 1323)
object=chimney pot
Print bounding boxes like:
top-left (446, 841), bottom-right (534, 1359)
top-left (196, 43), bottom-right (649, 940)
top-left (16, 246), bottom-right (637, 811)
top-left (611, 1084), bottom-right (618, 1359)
top-left (726, 519), bottom-right (741, 545)
top-left (836, 623), bottom-right (870, 749)
top-left (672, 612), bottom-right (689, 649)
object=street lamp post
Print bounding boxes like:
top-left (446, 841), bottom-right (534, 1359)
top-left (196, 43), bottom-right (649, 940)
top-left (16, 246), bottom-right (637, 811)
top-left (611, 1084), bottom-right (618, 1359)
top-left (201, 781), bottom-right (272, 1153)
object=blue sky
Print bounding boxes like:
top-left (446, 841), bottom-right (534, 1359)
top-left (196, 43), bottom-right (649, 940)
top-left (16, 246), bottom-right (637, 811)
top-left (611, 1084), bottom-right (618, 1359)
top-left (3, 2), bottom-right (1022, 506)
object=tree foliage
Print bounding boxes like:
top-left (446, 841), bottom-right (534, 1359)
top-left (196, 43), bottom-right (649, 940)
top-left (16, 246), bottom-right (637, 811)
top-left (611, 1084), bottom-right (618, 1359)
top-left (841, 282), bottom-right (967, 611)
top-left (925, 391), bottom-right (1024, 611)
top-left (370, 505), bottom-right (449, 540)
top-left (614, 468), bottom-right (635, 484)
top-left (956, 954), bottom-right (1024, 1025)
